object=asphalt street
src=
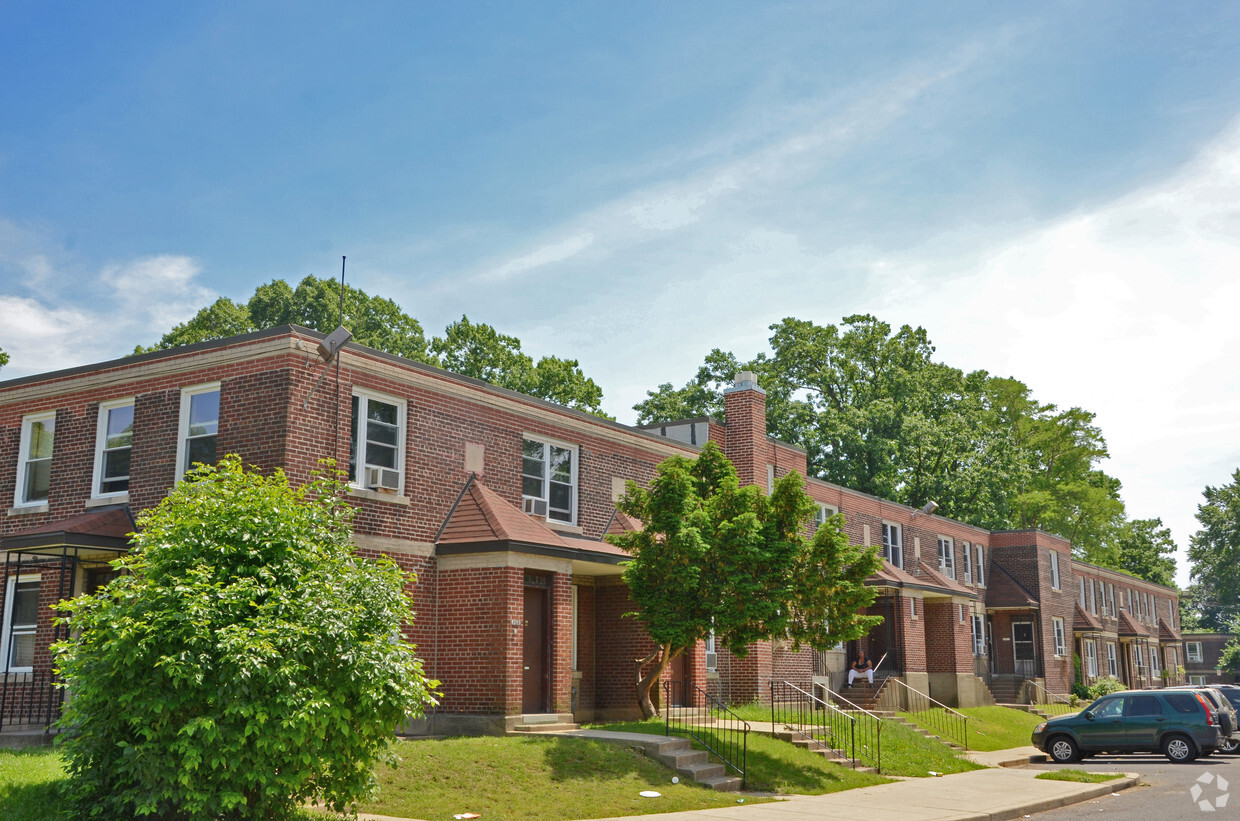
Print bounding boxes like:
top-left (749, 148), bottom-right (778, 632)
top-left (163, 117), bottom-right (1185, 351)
top-left (1029, 749), bottom-right (1237, 820)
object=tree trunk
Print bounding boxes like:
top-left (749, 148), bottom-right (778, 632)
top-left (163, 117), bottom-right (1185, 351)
top-left (634, 644), bottom-right (676, 720)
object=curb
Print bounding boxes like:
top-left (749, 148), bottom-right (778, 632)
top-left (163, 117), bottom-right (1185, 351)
top-left (978, 773), bottom-right (1141, 821)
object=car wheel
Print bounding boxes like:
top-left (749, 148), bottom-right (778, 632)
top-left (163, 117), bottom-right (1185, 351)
top-left (1221, 736), bottom-right (1240, 754)
top-left (1048, 736), bottom-right (1080, 763)
top-left (1163, 734), bottom-right (1197, 763)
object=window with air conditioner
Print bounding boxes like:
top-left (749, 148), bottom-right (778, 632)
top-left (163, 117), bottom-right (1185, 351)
top-left (14, 412), bottom-right (55, 507)
top-left (522, 437), bottom-right (577, 523)
top-left (962, 542), bottom-right (972, 583)
top-left (349, 391), bottom-right (404, 493)
top-left (971, 615), bottom-right (986, 656)
top-left (937, 536), bottom-right (955, 578)
top-left (1187, 642), bottom-right (1203, 663)
top-left (1, 575), bottom-right (40, 673)
top-left (176, 384), bottom-right (220, 479)
top-left (92, 399), bottom-right (134, 497)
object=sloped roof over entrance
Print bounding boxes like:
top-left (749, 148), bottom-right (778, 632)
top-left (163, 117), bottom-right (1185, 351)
top-left (866, 559), bottom-right (972, 597)
top-left (436, 476), bottom-right (629, 567)
top-left (916, 560), bottom-right (978, 599)
top-left (1074, 603), bottom-right (1103, 632)
top-left (984, 562), bottom-right (1039, 609)
top-left (1157, 616), bottom-right (1182, 642)
top-left (0, 505), bottom-right (136, 557)
top-left (1117, 609), bottom-right (1150, 637)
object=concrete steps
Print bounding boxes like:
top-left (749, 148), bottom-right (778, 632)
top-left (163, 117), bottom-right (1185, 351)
top-left (551, 729), bottom-right (743, 792)
top-left (773, 729), bottom-right (879, 773)
top-left (890, 715), bottom-right (964, 749)
top-left (507, 713), bottom-right (580, 734)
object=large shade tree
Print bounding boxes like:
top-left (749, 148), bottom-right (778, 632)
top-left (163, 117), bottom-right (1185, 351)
top-left (608, 441), bottom-right (882, 718)
top-left (1186, 468), bottom-right (1240, 632)
top-left (634, 314), bottom-right (1131, 560)
top-left (135, 275), bottom-right (608, 416)
top-left (53, 456), bottom-right (439, 820)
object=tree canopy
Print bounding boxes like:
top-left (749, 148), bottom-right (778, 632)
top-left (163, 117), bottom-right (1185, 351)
top-left (0, 345), bottom-right (8, 373)
top-left (135, 275), bottom-right (608, 416)
top-left (608, 441), bottom-right (882, 718)
top-left (53, 456), bottom-right (438, 819)
top-left (1185, 468), bottom-right (1240, 632)
top-left (634, 314), bottom-right (1135, 560)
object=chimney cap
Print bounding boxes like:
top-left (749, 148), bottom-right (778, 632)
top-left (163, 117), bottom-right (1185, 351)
top-left (724, 370), bottom-right (765, 396)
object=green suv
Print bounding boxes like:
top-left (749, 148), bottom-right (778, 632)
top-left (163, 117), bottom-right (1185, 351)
top-left (1032, 689), bottom-right (1223, 763)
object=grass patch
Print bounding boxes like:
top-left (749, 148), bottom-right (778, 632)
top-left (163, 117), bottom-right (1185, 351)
top-left (1036, 769), bottom-right (1122, 784)
top-left (948, 706), bottom-right (1044, 752)
top-left (877, 719), bottom-right (983, 777)
top-left (591, 719), bottom-right (890, 794)
top-left (0, 747), bottom-right (70, 821)
top-left (361, 734), bottom-right (777, 820)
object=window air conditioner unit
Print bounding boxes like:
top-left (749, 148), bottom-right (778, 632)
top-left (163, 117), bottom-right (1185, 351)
top-left (523, 497), bottom-right (547, 516)
top-left (364, 467), bottom-right (400, 491)
top-left (705, 651), bottom-right (718, 671)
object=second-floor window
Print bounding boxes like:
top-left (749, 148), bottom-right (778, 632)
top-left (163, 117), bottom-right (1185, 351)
top-left (178, 384), bottom-right (220, 478)
top-left (881, 522), bottom-right (902, 570)
top-left (94, 399), bottom-right (134, 496)
top-left (15, 412), bottom-right (55, 506)
top-left (937, 536), bottom-right (954, 578)
top-left (962, 542), bottom-right (972, 583)
top-left (974, 544), bottom-right (985, 586)
top-left (814, 503), bottom-right (837, 529)
top-left (1049, 551), bottom-right (1060, 590)
top-left (522, 437), bottom-right (576, 523)
top-left (350, 391), bottom-right (404, 492)
top-left (1187, 642), bottom-right (1203, 663)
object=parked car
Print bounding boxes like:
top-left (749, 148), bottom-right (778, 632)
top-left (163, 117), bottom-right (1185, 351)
top-left (1032, 689), bottom-right (1222, 763)
top-left (1194, 686), bottom-right (1240, 754)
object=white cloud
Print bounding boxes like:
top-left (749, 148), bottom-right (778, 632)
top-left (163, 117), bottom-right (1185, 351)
top-left (479, 233), bottom-right (596, 283)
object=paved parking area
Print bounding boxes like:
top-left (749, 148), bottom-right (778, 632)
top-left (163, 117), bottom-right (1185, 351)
top-left (1028, 750), bottom-right (1237, 821)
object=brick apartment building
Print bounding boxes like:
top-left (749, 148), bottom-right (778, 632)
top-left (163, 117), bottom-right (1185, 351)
top-left (0, 326), bottom-right (1186, 736)
top-left (1183, 632), bottom-right (1239, 685)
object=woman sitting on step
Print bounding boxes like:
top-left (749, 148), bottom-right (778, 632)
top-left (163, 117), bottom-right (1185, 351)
top-left (847, 650), bottom-right (874, 687)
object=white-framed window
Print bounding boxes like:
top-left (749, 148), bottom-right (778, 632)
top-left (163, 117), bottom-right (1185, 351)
top-left (1079, 577), bottom-right (1086, 608)
top-left (1049, 551), bottom-right (1060, 590)
top-left (1187, 642), bottom-right (1203, 663)
top-left (971, 614), bottom-right (986, 656)
top-left (814, 503), bottom-right (837, 529)
top-left (909, 596), bottom-right (917, 619)
top-left (1100, 581), bottom-right (1108, 616)
top-left (92, 398), bottom-right (134, 497)
top-left (1144, 593), bottom-right (1151, 622)
top-left (14, 412), bottom-right (55, 506)
top-left (959, 603), bottom-right (966, 623)
top-left (349, 390), bottom-right (405, 492)
top-left (1052, 617), bottom-right (1066, 656)
top-left (1189, 674), bottom-right (1206, 686)
top-left (704, 630), bottom-right (717, 672)
top-left (176, 383), bottom-right (220, 479)
top-left (522, 436), bottom-right (577, 523)
top-left (1107, 584), bottom-right (1115, 617)
top-left (1149, 646), bottom-right (1160, 677)
top-left (1168, 600), bottom-right (1175, 629)
top-left (766, 464), bottom-right (775, 493)
top-left (937, 536), bottom-right (955, 578)
top-left (1085, 640), bottom-right (1098, 678)
top-left (1107, 642), bottom-right (1118, 677)
top-left (962, 542), bottom-right (972, 583)
top-left (881, 522), bottom-right (903, 570)
top-left (1, 575), bottom-right (40, 673)
top-left (571, 585), bottom-right (579, 672)
top-left (974, 544), bottom-right (985, 586)
top-left (1089, 579), bottom-right (1097, 615)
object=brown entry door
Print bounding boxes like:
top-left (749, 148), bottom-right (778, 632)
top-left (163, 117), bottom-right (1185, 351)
top-left (1012, 621), bottom-right (1036, 677)
top-left (523, 586), bottom-right (548, 713)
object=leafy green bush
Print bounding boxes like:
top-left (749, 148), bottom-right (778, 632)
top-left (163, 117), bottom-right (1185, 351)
top-left (53, 456), bottom-right (439, 819)
top-left (1085, 677), bottom-right (1125, 699)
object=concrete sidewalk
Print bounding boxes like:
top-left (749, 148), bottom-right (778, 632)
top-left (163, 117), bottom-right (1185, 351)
top-left (592, 764), bottom-right (1140, 821)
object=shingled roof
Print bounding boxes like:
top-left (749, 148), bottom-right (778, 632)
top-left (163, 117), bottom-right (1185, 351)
top-left (984, 562), bottom-right (1039, 608)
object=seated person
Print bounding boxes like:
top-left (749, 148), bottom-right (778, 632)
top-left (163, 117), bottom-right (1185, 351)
top-left (847, 650), bottom-right (874, 686)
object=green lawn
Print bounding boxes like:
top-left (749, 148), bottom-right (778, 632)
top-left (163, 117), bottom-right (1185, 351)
top-left (901, 706), bottom-right (1045, 752)
top-left (592, 718), bottom-right (890, 794)
top-left (360, 734), bottom-right (781, 820)
top-left (0, 747), bottom-right (69, 821)
top-left (1035, 769), bottom-right (1122, 784)
top-left (875, 719), bottom-right (983, 777)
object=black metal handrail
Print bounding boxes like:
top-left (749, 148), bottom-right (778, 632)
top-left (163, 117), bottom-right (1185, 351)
top-left (888, 678), bottom-right (969, 750)
top-left (0, 670), bottom-right (64, 732)
top-left (770, 680), bottom-right (881, 771)
top-left (663, 680), bottom-right (749, 789)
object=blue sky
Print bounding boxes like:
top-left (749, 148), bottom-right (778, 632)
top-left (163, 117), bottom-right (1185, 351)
top-left (3, 2), bottom-right (1240, 582)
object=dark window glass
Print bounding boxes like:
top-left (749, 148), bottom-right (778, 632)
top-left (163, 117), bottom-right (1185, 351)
top-left (1164, 693), bottom-right (1202, 713)
top-left (1127, 695), bottom-right (1162, 717)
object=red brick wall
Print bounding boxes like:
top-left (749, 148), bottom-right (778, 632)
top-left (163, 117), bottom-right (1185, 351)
top-left (924, 600), bottom-right (972, 674)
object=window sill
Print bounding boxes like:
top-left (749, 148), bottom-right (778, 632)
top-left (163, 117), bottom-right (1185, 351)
top-left (348, 487), bottom-right (410, 506)
top-left (8, 503), bottom-right (48, 516)
top-left (545, 520), bottom-right (584, 535)
top-left (85, 494), bottom-right (128, 508)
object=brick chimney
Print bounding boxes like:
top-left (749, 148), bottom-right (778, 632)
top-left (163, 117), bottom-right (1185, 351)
top-left (722, 371), bottom-right (772, 489)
